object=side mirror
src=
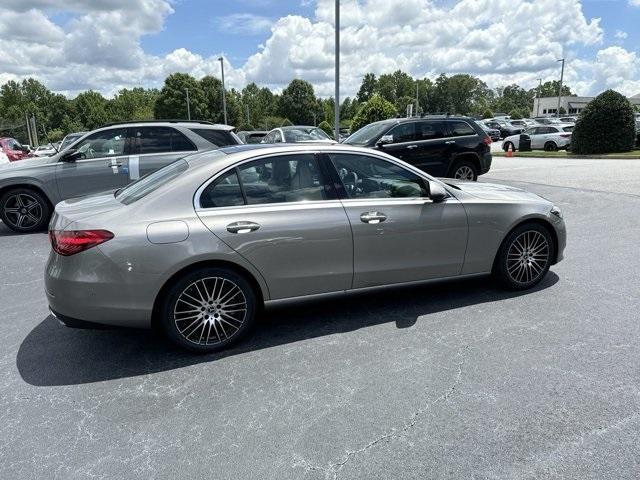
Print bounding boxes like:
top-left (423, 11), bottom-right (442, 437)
top-left (428, 181), bottom-right (447, 202)
top-left (61, 149), bottom-right (81, 162)
top-left (377, 134), bottom-right (393, 147)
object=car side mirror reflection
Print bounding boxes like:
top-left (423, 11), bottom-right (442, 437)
top-left (429, 181), bottom-right (447, 202)
top-left (61, 149), bottom-right (81, 162)
top-left (377, 134), bottom-right (393, 147)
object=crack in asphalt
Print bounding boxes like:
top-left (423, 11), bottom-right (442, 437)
top-left (295, 345), bottom-right (469, 480)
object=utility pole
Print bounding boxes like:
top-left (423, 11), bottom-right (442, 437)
top-left (185, 88), bottom-right (191, 120)
top-left (219, 57), bottom-right (228, 125)
top-left (536, 78), bottom-right (542, 117)
top-left (415, 82), bottom-right (419, 117)
top-left (334, 0), bottom-right (340, 141)
top-left (557, 58), bottom-right (565, 117)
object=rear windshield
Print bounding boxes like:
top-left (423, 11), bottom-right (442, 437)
top-left (116, 159), bottom-right (189, 205)
top-left (190, 128), bottom-right (240, 147)
top-left (563, 126), bottom-right (574, 132)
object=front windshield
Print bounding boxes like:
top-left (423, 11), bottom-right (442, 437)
top-left (344, 122), bottom-right (392, 145)
top-left (116, 159), bottom-right (189, 205)
top-left (283, 128), bottom-right (330, 142)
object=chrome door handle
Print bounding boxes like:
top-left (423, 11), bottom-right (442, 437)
top-left (445, 140), bottom-right (456, 145)
top-left (108, 159), bottom-right (124, 167)
top-left (406, 145), bottom-right (418, 149)
top-left (226, 221), bottom-right (260, 234)
top-left (360, 212), bottom-right (387, 224)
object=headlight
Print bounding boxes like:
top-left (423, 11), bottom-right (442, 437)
top-left (550, 205), bottom-right (563, 219)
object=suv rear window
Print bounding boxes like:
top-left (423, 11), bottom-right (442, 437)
top-left (190, 128), bottom-right (239, 147)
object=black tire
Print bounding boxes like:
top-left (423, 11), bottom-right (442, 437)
top-left (493, 223), bottom-right (555, 291)
top-left (451, 160), bottom-right (478, 181)
top-left (0, 187), bottom-right (51, 233)
top-left (503, 141), bottom-right (514, 152)
top-left (160, 267), bottom-right (257, 353)
top-left (544, 141), bottom-right (558, 152)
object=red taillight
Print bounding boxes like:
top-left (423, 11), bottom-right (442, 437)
top-left (560, 133), bottom-right (572, 138)
top-left (482, 136), bottom-right (492, 145)
top-left (49, 230), bottom-right (114, 256)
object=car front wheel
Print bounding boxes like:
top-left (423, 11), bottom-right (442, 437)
top-left (160, 267), bottom-right (257, 353)
top-left (0, 188), bottom-right (51, 233)
top-left (494, 223), bottom-right (555, 290)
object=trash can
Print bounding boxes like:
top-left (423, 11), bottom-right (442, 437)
top-left (519, 134), bottom-right (532, 152)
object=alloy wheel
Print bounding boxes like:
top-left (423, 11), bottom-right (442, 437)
top-left (3, 193), bottom-right (43, 229)
top-left (454, 166), bottom-right (475, 180)
top-left (506, 230), bottom-right (550, 284)
top-left (173, 277), bottom-right (248, 346)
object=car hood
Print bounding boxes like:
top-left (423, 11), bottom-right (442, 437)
top-left (52, 192), bottom-right (123, 229)
top-left (0, 155), bottom-right (56, 172)
top-left (443, 179), bottom-right (549, 203)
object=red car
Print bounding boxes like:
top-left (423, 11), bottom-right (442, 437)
top-left (0, 137), bottom-right (31, 162)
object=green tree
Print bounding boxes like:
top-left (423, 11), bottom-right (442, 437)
top-left (509, 109), bottom-right (523, 120)
top-left (375, 70), bottom-right (416, 111)
top-left (277, 79), bottom-right (320, 125)
top-left (356, 73), bottom-right (377, 103)
top-left (111, 87), bottom-right (158, 122)
top-left (350, 94), bottom-right (397, 132)
top-left (571, 90), bottom-right (636, 154)
top-left (432, 74), bottom-right (492, 114)
top-left (318, 120), bottom-right (333, 136)
top-left (531, 81), bottom-right (574, 99)
top-left (72, 91), bottom-right (113, 130)
top-left (154, 73), bottom-right (206, 120)
top-left (482, 108), bottom-right (494, 119)
top-left (494, 84), bottom-right (532, 115)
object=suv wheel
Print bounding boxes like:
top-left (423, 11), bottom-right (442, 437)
top-left (160, 267), bottom-right (257, 353)
top-left (0, 188), bottom-right (51, 233)
top-left (544, 141), bottom-right (558, 152)
top-left (451, 160), bottom-right (478, 181)
top-left (494, 223), bottom-right (555, 290)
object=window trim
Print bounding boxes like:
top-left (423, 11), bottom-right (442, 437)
top-left (195, 151), bottom-right (334, 210)
top-left (128, 126), bottom-right (197, 155)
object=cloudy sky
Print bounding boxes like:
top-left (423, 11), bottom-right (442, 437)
top-left (1, 0), bottom-right (639, 98)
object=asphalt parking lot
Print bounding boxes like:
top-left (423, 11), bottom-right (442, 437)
top-left (1, 157), bottom-right (639, 479)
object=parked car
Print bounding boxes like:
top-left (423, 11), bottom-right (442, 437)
top-left (477, 121), bottom-right (501, 141)
top-left (509, 119), bottom-right (538, 129)
top-left (502, 125), bottom-right (574, 152)
top-left (59, 131), bottom-right (87, 152)
top-left (0, 137), bottom-right (31, 162)
top-left (261, 126), bottom-right (334, 144)
top-left (32, 144), bottom-right (58, 157)
top-left (483, 119), bottom-right (523, 138)
top-left (344, 116), bottom-right (492, 181)
top-left (0, 120), bottom-right (241, 233)
top-left (45, 144), bottom-right (566, 353)
top-left (237, 131), bottom-right (268, 144)
top-left (533, 117), bottom-right (563, 125)
top-left (559, 116), bottom-right (578, 123)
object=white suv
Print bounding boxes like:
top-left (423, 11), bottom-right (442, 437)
top-left (502, 124), bottom-right (574, 152)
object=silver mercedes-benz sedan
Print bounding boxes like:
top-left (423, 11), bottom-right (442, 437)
top-left (45, 144), bottom-right (566, 352)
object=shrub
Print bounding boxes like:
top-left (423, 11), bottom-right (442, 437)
top-left (482, 108), bottom-right (494, 119)
top-left (571, 90), bottom-right (636, 154)
top-left (509, 109), bottom-right (523, 120)
top-left (318, 120), bottom-right (333, 136)
top-left (350, 94), bottom-right (397, 132)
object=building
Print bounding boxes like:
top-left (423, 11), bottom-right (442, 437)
top-left (532, 93), bottom-right (640, 117)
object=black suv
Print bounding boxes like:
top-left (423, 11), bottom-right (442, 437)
top-left (343, 116), bottom-right (492, 180)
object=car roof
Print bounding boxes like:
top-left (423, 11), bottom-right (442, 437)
top-left (280, 125), bottom-right (319, 130)
top-left (100, 120), bottom-right (234, 131)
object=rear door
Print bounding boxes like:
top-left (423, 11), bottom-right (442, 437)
top-left (55, 127), bottom-right (130, 199)
top-left (408, 120), bottom-right (450, 176)
top-left (128, 126), bottom-right (197, 180)
top-left (196, 152), bottom-right (353, 299)
top-left (325, 151), bottom-right (468, 288)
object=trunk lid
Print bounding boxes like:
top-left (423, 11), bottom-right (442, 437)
top-left (50, 192), bottom-right (124, 231)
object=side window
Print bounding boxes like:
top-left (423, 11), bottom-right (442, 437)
top-left (171, 129), bottom-right (197, 151)
top-left (200, 170), bottom-right (244, 208)
top-left (238, 154), bottom-right (326, 204)
top-left (448, 121), bottom-right (476, 137)
top-left (131, 127), bottom-right (172, 154)
top-left (189, 128), bottom-right (236, 147)
top-left (416, 121), bottom-right (446, 140)
top-left (274, 131), bottom-right (283, 143)
top-left (387, 123), bottom-right (415, 143)
top-left (328, 153), bottom-right (428, 199)
top-left (73, 129), bottom-right (127, 159)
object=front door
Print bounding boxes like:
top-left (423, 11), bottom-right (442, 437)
top-left (196, 153), bottom-right (353, 299)
top-left (325, 152), bottom-right (468, 289)
top-left (377, 122), bottom-right (417, 162)
top-left (55, 127), bottom-right (130, 200)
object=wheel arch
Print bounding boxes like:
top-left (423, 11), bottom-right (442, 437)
top-left (0, 182), bottom-right (54, 210)
top-left (492, 217), bottom-right (560, 272)
top-left (449, 152), bottom-right (481, 176)
top-left (150, 259), bottom-right (267, 330)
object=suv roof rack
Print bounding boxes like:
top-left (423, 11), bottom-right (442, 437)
top-left (101, 119), bottom-right (220, 128)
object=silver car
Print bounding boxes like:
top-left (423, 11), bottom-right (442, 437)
top-left (0, 121), bottom-right (240, 233)
top-left (45, 144), bottom-right (566, 353)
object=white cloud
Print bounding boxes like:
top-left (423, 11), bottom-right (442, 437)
top-left (629, 0), bottom-right (640, 7)
top-left (615, 30), bottom-right (628, 40)
top-left (1, 0), bottom-right (639, 100)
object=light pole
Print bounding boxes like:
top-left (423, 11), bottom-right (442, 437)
top-left (557, 58), bottom-right (565, 117)
top-left (536, 78), bottom-right (542, 117)
top-left (415, 81), bottom-right (419, 117)
top-left (218, 57), bottom-right (228, 125)
top-left (185, 88), bottom-right (191, 120)
top-left (334, 0), bottom-right (340, 141)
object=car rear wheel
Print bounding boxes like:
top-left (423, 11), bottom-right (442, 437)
top-left (0, 188), bottom-right (51, 233)
top-left (451, 160), bottom-right (478, 181)
top-left (160, 267), bottom-right (257, 353)
top-left (494, 223), bottom-right (555, 290)
top-left (544, 141), bottom-right (558, 152)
